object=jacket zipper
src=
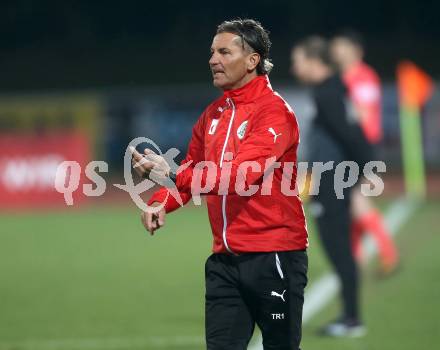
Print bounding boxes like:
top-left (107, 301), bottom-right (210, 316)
top-left (220, 97), bottom-right (236, 254)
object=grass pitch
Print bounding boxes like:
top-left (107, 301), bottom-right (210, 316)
top-left (0, 199), bottom-right (439, 349)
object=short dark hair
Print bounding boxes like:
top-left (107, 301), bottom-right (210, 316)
top-left (216, 18), bottom-right (273, 75)
top-left (334, 29), bottom-right (364, 49)
top-left (294, 36), bottom-right (332, 66)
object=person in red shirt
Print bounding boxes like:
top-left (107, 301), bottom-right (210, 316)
top-left (330, 31), bottom-right (399, 274)
top-left (291, 36), bottom-right (371, 338)
top-left (131, 19), bottom-right (308, 350)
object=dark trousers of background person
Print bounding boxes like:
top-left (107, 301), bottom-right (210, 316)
top-left (205, 251), bottom-right (308, 350)
top-left (310, 168), bottom-right (359, 321)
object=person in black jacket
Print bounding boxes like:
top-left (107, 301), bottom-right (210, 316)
top-left (291, 36), bottom-right (372, 337)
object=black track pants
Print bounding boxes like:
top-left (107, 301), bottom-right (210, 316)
top-left (205, 250), bottom-right (308, 350)
top-left (310, 169), bottom-right (360, 320)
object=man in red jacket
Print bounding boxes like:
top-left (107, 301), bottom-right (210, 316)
top-left (331, 31), bottom-right (399, 275)
top-left (132, 19), bottom-right (308, 350)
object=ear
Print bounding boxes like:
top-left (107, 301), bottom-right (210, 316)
top-left (247, 52), bottom-right (261, 72)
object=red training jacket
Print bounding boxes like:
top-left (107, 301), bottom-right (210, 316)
top-left (148, 75), bottom-right (308, 254)
top-left (343, 62), bottom-right (382, 144)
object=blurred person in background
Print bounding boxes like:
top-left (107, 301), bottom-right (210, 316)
top-left (331, 31), bottom-right (399, 275)
top-left (132, 19), bottom-right (308, 350)
top-left (291, 36), bottom-right (372, 337)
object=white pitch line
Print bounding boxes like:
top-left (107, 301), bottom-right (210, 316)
top-left (249, 197), bottom-right (419, 349)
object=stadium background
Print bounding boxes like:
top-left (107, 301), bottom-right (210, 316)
top-left (1, 1), bottom-right (439, 349)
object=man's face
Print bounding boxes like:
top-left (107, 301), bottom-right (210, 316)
top-left (209, 32), bottom-right (257, 90)
top-left (330, 38), bottom-right (360, 67)
top-left (290, 47), bottom-right (314, 84)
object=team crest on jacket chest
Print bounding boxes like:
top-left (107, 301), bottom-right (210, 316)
top-left (237, 120), bottom-right (248, 140)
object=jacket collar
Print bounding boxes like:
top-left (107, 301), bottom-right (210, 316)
top-left (223, 75), bottom-right (272, 104)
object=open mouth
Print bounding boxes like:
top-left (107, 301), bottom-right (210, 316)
top-left (211, 68), bottom-right (225, 76)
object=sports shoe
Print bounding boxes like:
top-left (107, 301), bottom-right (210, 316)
top-left (318, 318), bottom-right (367, 338)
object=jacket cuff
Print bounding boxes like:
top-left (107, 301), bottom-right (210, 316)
top-left (147, 188), bottom-right (181, 214)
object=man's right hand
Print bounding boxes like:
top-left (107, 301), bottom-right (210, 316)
top-left (130, 147), bottom-right (172, 186)
top-left (131, 147), bottom-right (152, 179)
top-left (141, 202), bottom-right (166, 235)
